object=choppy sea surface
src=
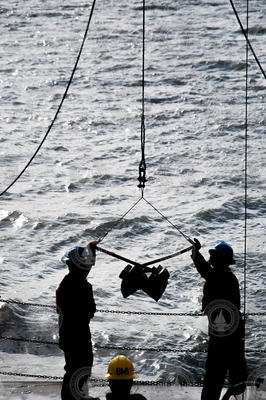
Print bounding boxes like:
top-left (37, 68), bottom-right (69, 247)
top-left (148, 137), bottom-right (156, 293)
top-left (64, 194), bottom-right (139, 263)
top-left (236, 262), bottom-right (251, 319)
top-left (0, 0), bottom-right (265, 397)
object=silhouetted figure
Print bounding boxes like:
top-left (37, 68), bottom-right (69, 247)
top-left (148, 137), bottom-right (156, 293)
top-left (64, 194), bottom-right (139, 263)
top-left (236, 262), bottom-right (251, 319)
top-left (56, 243), bottom-right (97, 400)
top-left (191, 239), bottom-right (247, 400)
top-left (105, 355), bottom-right (148, 400)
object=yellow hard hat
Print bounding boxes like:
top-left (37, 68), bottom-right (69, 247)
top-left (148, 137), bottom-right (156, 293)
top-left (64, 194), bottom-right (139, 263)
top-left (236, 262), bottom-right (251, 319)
top-left (105, 355), bottom-right (138, 380)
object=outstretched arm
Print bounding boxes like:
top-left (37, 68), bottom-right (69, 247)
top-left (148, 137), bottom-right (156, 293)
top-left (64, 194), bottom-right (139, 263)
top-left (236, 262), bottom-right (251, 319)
top-left (191, 238), bottom-right (213, 280)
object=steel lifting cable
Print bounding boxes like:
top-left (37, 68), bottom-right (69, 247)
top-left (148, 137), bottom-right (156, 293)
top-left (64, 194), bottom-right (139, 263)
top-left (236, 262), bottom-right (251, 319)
top-left (0, 0), bottom-right (97, 197)
top-left (137, 0), bottom-right (147, 192)
top-left (97, 11), bottom-right (192, 243)
top-left (99, 0), bottom-right (193, 247)
top-left (142, 197), bottom-right (193, 245)
top-left (96, 197), bottom-right (143, 243)
top-left (135, 1), bottom-right (193, 245)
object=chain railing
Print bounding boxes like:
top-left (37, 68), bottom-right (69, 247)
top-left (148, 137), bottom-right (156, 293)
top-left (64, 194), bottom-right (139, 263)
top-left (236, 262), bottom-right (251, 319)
top-left (1, 298), bottom-right (265, 316)
top-left (0, 297), bottom-right (265, 383)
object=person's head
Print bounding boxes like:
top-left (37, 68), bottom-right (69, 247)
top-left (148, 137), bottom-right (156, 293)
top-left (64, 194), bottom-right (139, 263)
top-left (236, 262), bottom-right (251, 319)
top-left (209, 241), bottom-right (235, 269)
top-left (105, 355), bottom-right (138, 396)
top-left (65, 246), bottom-right (93, 278)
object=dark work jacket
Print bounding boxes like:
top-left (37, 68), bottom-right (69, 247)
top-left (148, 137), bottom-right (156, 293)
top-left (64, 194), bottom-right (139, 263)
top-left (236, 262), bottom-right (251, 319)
top-left (193, 252), bottom-right (240, 312)
top-left (56, 272), bottom-right (96, 351)
top-left (106, 394), bottom-right (147, 400)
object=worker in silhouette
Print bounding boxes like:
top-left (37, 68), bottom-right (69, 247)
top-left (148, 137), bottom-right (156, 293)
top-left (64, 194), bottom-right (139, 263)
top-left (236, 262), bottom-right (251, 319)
top-left (56, 242), bottom-right (98, 400)
top-left (191, 239), bottom-right (247, 400)
top-left (105, 355), bottom-right (148, 400)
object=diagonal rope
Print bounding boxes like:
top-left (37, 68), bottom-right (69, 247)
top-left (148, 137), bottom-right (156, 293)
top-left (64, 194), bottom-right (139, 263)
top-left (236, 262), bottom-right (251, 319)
top-left (142, 196), bottom-right (193, 245)
top-left (0, 0), bottom-right (97, 197)
top-left (228, 0), bottom-right (266, 79)
top-left (96, 197), bottom-right (143, 242)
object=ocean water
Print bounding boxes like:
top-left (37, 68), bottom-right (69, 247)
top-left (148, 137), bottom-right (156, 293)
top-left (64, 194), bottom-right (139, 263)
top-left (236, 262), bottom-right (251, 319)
top-left (0, 0), bottom-right (265, 397)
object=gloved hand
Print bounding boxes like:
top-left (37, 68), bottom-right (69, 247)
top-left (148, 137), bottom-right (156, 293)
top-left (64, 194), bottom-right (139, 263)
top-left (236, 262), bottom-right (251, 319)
top-left (86, 241), bottom-right (98, 265)
top-left (88, 240), bottom-right (98, 254)
top-left (191, 238), bottom-right (201, 260)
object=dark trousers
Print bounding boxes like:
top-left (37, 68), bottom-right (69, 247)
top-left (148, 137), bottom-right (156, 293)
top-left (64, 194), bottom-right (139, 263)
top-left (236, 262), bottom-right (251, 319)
top-left (61, 344), bottom-right (93, 400)
top-left (201, 336), bottom-right (247, 400)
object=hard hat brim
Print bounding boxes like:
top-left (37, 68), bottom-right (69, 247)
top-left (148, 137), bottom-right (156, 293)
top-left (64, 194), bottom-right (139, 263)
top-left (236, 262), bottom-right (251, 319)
top-left (105, 372), bottom-right (138, 380)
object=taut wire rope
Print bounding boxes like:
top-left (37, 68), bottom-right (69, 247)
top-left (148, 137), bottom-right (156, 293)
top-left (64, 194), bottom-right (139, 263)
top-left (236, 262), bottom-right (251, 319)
top-left (142, 197), bottom-right (193, 245)
top-left (0, 0), bottom-right (97, 197)
top-left (96, 197), bottom-right (143, 243)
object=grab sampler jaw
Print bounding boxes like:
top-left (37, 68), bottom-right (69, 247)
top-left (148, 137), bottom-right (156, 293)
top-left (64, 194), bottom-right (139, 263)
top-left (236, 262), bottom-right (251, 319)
top-left (119, 264), bottom-right (170, 302)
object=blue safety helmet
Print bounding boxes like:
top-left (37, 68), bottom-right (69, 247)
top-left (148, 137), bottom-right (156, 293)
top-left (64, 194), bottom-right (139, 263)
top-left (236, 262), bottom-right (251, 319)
top-left (209, 241), bottom-right (235, 264)
top-left (66, 246), bottom-right (91, 269)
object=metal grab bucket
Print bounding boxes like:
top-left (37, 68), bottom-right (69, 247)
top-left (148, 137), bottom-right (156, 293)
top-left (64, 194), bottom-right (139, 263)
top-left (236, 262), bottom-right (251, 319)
top-left (119, 265), bottom-right (148, 298)
top-left (119, 264), bottom-right (169, 301)
top-left (142, 266), bottom-right (170, 302)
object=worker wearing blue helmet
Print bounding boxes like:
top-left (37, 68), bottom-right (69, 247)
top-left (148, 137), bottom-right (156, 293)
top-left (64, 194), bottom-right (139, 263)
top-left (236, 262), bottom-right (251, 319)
top-left (56, 242), bottom-right (98, 400)
top-left (191, 239), bottom-right (247, 400)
